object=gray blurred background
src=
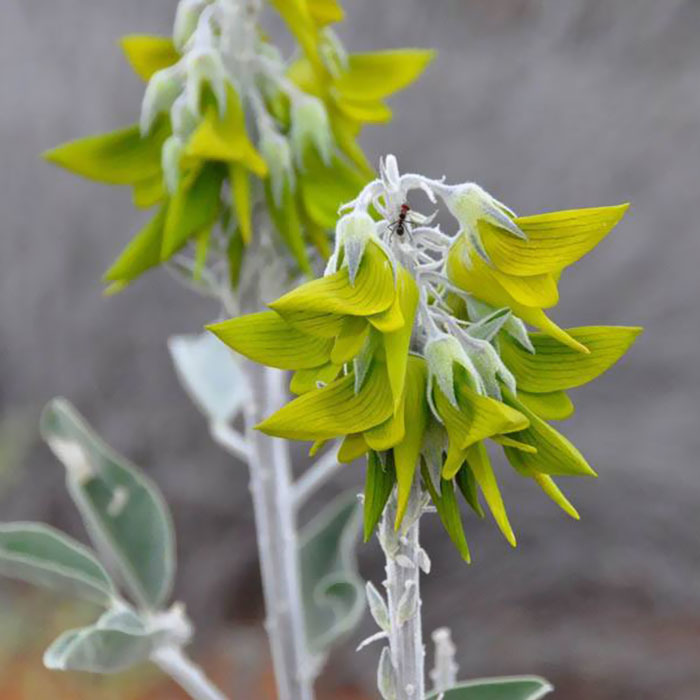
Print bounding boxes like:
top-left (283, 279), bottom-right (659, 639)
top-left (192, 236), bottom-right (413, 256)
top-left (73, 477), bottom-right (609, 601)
top-left (2, 1), bottom-right (700, 698)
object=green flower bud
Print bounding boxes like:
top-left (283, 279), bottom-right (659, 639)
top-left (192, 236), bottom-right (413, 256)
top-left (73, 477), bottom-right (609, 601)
top-left (438, 183), bottom-right (525, 263)
top-left (162, 135), bottom-right (185, 194)
top-left (173, 0), bottom-right (207, 52)
top-left (424, 333), bottom-right (483, 412)
top-left (140, 65), bottom-right (183, 136)
top-left (461, 334), bottom-right (516, 399)
top-left (259, 125), bottom-right (294, 207)
top-left (335, 211), bottom-right (378, 284)
top-left (170, 93), bottom-right (199, 138)
top-left (290, 95), bottom-right (333, 168)
top-left (184, 47), bottom-right (227, 118)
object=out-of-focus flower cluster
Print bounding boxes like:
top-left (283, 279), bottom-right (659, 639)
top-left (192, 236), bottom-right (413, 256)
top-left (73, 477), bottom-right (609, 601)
top-left (45, 0), bottom-right (433, 294)
top-left (211, 155), bottom-right (641, 560)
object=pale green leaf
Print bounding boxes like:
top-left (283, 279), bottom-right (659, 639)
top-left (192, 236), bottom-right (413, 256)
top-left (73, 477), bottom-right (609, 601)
top-left (0, 523), bottom-right (115, 605)
top-left (40, 399), bottom-right (175, 609)
top-left (300, 492), bottom-right (364, 654)
top-left (425, 675), bottom-right (553, 700)
top-left (168, 332), bottom-right (249, 423)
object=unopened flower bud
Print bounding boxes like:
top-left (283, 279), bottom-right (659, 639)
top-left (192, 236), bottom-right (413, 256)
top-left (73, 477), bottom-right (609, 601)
top-left (174, 0), bottom-right (207, 52)
top-left (170, 93), bottom-right (199, 138)
top-left (335, 211), bottom-right (378, 284)
top-left (438, 182), bottom-right (525, 263)
top-left (185, 47), bottom-right (227, 118)
top-left (290, 95), bottom-right (333, 168)
top-left (140, 65), bottom-right (183, 136)
top-left (425, 333), bottom-right (483, 409)
top-left (162, 135), bottom-right (185, 194)
top-left (259, 124), bottom-right (294, 207)
top-left (319, 27), bottom-right (349, 78)
top-left (461, 334), bottom-right (516, 399)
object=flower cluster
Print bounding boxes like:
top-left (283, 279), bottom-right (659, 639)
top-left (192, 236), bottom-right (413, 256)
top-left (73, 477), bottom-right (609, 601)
top-left (44, 0), bottom-right (433, 293)
top-left (210, 155), bottom-right (641, 560)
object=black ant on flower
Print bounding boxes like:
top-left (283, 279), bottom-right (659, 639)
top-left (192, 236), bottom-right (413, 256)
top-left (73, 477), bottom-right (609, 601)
top-left (387, 203), bottom-right (413, 238)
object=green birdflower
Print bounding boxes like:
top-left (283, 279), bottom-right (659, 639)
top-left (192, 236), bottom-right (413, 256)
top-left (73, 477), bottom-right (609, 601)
top-left (43, 0), bottom-right (434, 292)
top-left (210, 155), bottom-right (642, 561)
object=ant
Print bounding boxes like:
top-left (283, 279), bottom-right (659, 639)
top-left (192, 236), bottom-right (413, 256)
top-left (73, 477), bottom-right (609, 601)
top-left (387, 203), bottom-right (412, 239)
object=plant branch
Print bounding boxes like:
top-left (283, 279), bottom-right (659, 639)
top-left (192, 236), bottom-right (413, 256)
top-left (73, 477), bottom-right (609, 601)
top-left (243, 363), bottom-right (315, 700)
top-left (151, 645), bottom-right (229, 700)
top-left (209, 421), bottom-right (250, 462)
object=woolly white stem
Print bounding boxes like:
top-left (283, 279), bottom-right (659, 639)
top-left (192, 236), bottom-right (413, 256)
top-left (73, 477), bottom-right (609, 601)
top-left (377, 486), bottom-right (425, 699)
top-left (151, 645), bottom-right (229, 700)
top-left (244, 363), bottom-right (315, 700)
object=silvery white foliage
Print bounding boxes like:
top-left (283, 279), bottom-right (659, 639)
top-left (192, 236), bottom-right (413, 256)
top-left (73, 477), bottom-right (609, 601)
top-left (366, 581), bottom-right (390, 632)
top-left (259, 122), bottom-right (295, 206)
top-left (167, 332), bottom-right (249, 425)
top-left (397, 581), bottom-right (419, 625)
top-left (378, 646), bottom-right (398, 700)
top-left (467, 297), bottom-right (535, 353)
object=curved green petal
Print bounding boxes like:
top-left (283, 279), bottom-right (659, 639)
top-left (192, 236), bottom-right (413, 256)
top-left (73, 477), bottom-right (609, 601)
top-left (120, 35), bottom-right (179, 81)
top-left (455, 464), bottom-right (485, 518)
top-left (258, 361), bottom-right (393, 440)
top-left (338, 433), bottom-right (369, 463)
top-left (364, 393), bottom-right (405, 451)
top-left (383, 270), bottom-right (419, 409)
top-left (290, 362), bottom-right (341, 395)
top-left (517, 390), bottom-right (575, 421)
top-left (501, 326), bottom-right (642, 393)
top-left (331, 316), bottom-right (369, 365)
top-left (491, 269), bottom-right (559, 308)
top-left (465, 443), bottom-right (516, 546)
top-left (491, 435), bottom-right (537, 454)
top-left (270, 242), bottom-right (396, 317)
top-left (393, 357), bottom-right (428, 528)
top-left (185, 86), bottom-right (267, 176)
top-left (480, 204), bottom-right (629, 276)
top-left (421, 462), bottom-right (470, 563)
top-left (363, 451), bottom-right (394, 541)
top-left (502, 392), bottom-right (596, 477)
top-left (44, 121), bottom-right (168, 185)
top-left (103, 206), bottom-right (167, 287)
top-left (208, 311), bottom-right (333, 370)
top-left (334, 50), bottom-right (436, 102)
top-left (307, 0), bottom-right (344, 25)
top-left (277, 310), bottom-right (346, 338)
top-left (437, 378), bottom-right (529, 479)
top-left (161, 164), bottom-right (224, 259)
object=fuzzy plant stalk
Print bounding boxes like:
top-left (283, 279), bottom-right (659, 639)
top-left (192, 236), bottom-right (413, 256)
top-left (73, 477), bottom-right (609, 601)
top-left (214, 154), bottom-right (642, 698)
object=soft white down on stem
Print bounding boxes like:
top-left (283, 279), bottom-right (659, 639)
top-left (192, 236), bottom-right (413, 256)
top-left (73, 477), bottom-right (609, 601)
top-left (244, 362), bottom-right (315, 700)
top-left (151, 645), bottom-right (229, 700)
top-left (376, 484), bottom-right (426, 699)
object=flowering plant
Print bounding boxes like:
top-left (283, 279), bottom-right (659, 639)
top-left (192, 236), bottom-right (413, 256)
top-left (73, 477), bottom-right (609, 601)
top-left (211, 154), bottom-right (642, 559)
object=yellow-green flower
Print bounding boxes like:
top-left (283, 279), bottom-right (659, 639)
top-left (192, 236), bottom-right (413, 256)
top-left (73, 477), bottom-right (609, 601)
top-left (210, 156), bottom-right (642, 562)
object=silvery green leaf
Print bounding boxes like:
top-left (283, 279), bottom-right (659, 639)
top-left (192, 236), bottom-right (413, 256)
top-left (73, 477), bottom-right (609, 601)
top-left (168, 332), bottom-right (249, 424)
top-left (174, 0), bottom-right (205, 51)
top-left (162, 135), bottom-right (185, 194)
top-left (43, 609), bottom-right (160, 674)
top-left (397, 581), bottom-right (418, 625)
top-left (140, 66), bottom-right (183, 136)
top-left (41, 399), bottom-right (175, 610)
top-left (467, 299), bottom-right (534, 353)
top-left (365, 581), bottom-right (389, 631)
top-left (299, 492), bottom-right (364, 655)
top-left (377, 646), bottom-right (397, 700)
top-left (424, 676), bottom-right (553, 700)
top-left (417, 547), bottom-right (431, 574)
top-left (356, 630), bottom-right (388, 652)
top-left (0, 522), bottom-right (116, 605)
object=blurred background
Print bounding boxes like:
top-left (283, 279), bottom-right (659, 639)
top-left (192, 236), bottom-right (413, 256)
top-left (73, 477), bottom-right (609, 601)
top-left (2, 0), bottom-right (700, 698)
